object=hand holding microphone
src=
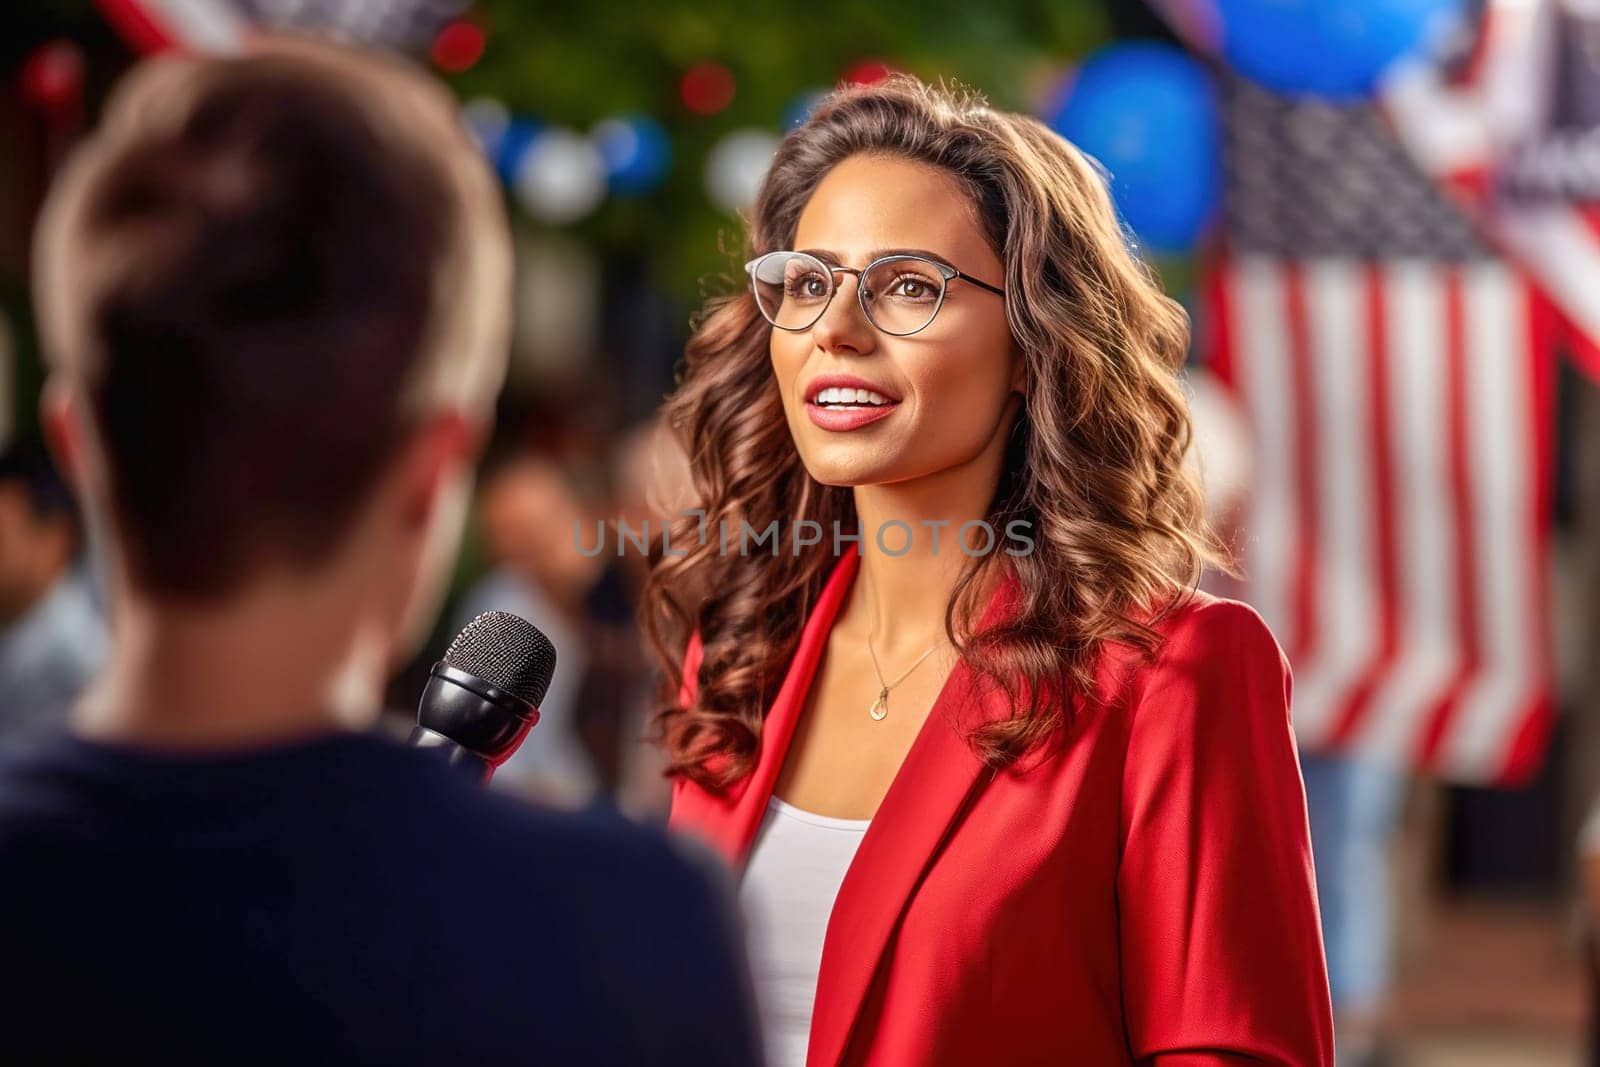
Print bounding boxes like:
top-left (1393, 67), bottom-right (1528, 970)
top-left (408, 610), bottom-right (556, 782)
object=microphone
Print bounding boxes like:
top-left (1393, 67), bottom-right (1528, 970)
top-left (408, 610), bottom-right (557, 782)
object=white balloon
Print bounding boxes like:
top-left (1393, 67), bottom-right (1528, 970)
top-left (513, 128), bottom-right (607, 224)
top-left (705, 128), bottom-right (780, 214)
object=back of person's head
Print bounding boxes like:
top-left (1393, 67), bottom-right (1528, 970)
top-left (32, 38), bottom-right (512, 602)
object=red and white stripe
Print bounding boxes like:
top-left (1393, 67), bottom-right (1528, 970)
top-left (1381, 0), bottom-right (1600, 374)
top-left (95, 0), bottom-right (245, 54)
top-left (1208, 256), bottom-right (1555, 785)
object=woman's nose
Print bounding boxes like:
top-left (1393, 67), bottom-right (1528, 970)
top-left (810, 272), bottom-right (876, 355)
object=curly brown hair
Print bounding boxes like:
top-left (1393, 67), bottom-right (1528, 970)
top-left (644, 75), bottom-right (1227, 791)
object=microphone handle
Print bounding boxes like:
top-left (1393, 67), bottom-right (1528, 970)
top-left (407, 724), bottom-right (494, 782)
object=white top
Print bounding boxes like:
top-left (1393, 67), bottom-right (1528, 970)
top-left (739, 797), bottom-right (871, 1067)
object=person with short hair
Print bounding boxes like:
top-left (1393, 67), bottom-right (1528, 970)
top-left (0, 38), bottom-right (759, 1065)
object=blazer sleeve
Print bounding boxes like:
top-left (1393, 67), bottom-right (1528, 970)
top-left (1117, 599), bottom-right (1334, 1066)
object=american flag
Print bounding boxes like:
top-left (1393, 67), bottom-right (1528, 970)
top-left (1203, 75), bottom-right (1558, 786)
top-left (1382, 0), bottom-right (1600, 374)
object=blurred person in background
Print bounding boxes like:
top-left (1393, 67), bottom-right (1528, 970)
top-left (0, 38), bottom-right (758, 1065)
top-left (0, 435), bottom-right (105, 736)
top-left (611, 415), bottom-right (695, 818)
top-left (1300, 753), bottom-right (1407, 1066)
top-left (456, 451), bottom-right (603, 803)
top-left (459, 429), bottom-right (698, 815)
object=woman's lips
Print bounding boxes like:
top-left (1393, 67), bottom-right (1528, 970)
top-left (805, 400), bottom-right (898, 431)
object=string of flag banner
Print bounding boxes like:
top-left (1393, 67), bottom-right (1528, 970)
top-left (83, 0), bottom-right (1220, 233)
top-left (83, 0), bottom-right (886, 224)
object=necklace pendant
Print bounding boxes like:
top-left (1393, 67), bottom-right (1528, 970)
top-left (869, 687), bottom-right (889, 721)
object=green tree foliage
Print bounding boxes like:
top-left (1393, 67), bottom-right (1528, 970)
top-left (451, 0), bottom-right (1109, 303)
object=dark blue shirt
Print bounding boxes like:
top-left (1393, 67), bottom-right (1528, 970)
top-left (0, 729), bottom-right (760, 1065)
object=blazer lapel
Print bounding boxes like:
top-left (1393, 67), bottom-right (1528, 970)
top-left (671, 550), bottom-right (862, 868)
top-left (670, 555), bottom-right (1020, 1066)
top-left (806, 576), bottom-right (1019, 1067)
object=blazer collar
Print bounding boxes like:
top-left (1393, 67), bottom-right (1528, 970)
top-left (688, 550), bottom-right (1018, 1065)
top-left (691, 549), bottom-right (864, 869)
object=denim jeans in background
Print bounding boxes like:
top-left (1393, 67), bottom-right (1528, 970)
top-left (1300, 750), bottom-right (1409, 1014)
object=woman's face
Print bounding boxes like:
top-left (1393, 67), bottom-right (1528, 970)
top-left (769, 154), bottom-right (1020, 489)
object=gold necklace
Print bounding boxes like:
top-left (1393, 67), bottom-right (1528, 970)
top-left (865, 631), bottom-right (938, 721)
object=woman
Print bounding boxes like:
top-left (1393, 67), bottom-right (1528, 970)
top-left (646, 76), bottom-right (1333, 1066)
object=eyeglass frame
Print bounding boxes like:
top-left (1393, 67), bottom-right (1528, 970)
top-left (743, 250), bottom-right (1006, 338)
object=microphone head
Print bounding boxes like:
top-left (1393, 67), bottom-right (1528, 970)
top-left (442, 610), bottom-right (557, 710)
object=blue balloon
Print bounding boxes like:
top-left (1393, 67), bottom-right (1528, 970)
top-left (1048, 43), bottom-right (1219, 254)
top-left (593, 115), bottom-right (673, 196)
top-left (1215, 0), bottom-right (1464, 100)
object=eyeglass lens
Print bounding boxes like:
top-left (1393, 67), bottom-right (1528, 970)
top-left (750, 252), bottom-right (947, 335)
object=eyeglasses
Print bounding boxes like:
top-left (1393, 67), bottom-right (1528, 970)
top-left (745, 250), bottom-right (1005, 337)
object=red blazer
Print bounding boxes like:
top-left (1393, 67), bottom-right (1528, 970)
top-left (671, 552), bottom-right (1334, 1066)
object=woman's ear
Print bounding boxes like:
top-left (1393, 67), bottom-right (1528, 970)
top-left (1009, 347), bottom-right (1027, 395)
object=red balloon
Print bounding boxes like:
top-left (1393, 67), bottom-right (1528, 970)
top-left (430, 21), bottom-right (486, 74)
top-left (680, 62), bottom-right (736, 116)
top-left (22, 40), bottom-right (85, 111)
top-left (843, 59), bottom-right (894, 87)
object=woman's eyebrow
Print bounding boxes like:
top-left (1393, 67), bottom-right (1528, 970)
top-left (869, 247), bottom-right (954, 263)
top-left (794, 247), bottom-right (956, 266)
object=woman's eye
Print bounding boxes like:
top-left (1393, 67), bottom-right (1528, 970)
top-left (888, 274), bottom-right (938, 301)
top-left (786, 273), bottom-right (830, 300)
